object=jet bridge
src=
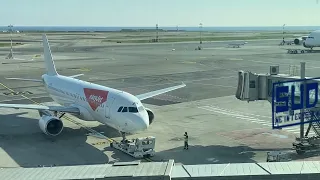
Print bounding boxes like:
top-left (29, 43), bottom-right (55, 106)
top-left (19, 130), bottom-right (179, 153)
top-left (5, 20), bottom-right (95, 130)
top-left (236, 63), bottom-right (320, 155)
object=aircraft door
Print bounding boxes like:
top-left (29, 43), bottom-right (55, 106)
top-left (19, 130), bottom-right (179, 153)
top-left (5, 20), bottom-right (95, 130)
top-left (105, 96), bottom-right (115, 119)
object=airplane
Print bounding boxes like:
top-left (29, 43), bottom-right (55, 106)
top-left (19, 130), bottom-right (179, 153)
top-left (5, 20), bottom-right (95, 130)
top-left (226, 42), bottom-right (248, 48)
top-left (302, 30), bottom-right (320, 50)
top-left (0, 34), bottom-right (186, 141)
top-left (283, 30), bottom-right (320, 50)
top-left (292, 35), bottom-right (308, 45)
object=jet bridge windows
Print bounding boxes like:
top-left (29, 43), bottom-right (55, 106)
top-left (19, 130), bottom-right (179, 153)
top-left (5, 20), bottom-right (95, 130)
top-left (249, 80), bottom-right (256, 88)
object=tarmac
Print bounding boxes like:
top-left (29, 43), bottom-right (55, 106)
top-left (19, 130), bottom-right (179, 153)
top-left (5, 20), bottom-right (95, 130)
top-left (1, 33), bottom-right (320, 168)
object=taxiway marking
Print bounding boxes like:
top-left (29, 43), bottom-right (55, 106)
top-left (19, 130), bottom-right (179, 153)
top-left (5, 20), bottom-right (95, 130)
top-left (198, 105), bottom-right (316, 136)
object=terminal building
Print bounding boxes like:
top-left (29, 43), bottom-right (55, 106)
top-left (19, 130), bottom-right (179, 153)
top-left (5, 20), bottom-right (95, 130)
top-left (1, 159), bottom-right (320, 180)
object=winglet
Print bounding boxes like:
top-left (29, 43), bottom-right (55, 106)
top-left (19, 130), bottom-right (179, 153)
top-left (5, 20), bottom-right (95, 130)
top-left (42, 34), bottom-right (58, 76)
top-left (5, 77), bottom-right (42, 82)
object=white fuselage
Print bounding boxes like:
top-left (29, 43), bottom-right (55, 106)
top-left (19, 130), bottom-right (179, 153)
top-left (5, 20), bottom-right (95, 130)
top-left (41, 74), bottom-right (149, 133)
top-left (303, 30), bottom-right (320, 48)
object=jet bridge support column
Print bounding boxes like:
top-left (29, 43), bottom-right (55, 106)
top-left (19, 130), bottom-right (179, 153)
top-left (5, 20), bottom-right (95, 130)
top-left (235, 63), bottom-right (320, 155)
top-left (300, 62), bottom-right (306, 142)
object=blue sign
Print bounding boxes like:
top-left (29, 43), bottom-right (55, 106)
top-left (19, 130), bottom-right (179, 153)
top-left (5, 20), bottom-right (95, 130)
top-left (272, 78), bottom-right (320, 129)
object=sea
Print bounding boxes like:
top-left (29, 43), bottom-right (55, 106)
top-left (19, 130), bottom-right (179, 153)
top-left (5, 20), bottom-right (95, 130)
top-left (1, 26), bottom-right (320, 32)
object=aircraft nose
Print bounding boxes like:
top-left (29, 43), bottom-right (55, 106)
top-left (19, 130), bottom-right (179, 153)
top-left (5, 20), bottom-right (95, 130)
top-left (130, 113), bottom-right (149, 132)
top-left (138, 114), bottom-right (149, 130)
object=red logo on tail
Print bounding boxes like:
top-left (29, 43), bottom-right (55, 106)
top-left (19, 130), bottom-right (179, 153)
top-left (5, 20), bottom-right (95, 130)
top-left (83, 88), bottom-right (109, 111)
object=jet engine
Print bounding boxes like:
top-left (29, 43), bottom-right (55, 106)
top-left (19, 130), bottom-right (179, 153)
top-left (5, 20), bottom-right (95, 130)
top-left (145, 108), bottom-right (155, 125)
top-left (294, 38), bottom-right (304, 45)
top-left (38, 115), bottom-right (64, 136)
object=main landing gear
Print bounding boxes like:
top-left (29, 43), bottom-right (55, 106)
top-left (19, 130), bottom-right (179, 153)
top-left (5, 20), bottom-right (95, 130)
top-left (54, 111), bottom-right (66, 119)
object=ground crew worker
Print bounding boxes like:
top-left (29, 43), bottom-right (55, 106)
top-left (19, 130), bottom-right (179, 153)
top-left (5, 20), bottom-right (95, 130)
top-left (184, 132), bottom-right (189, 150)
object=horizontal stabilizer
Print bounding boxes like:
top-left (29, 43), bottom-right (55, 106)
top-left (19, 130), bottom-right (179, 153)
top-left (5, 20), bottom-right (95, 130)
top-left (0, 103), bottom-right (79, 114)
top-left (5, 77), bottom-right (42, 82)
top-left (136, 82), bottom-right (186, 101)
top-left (69, 74), bottom-right (84, 78)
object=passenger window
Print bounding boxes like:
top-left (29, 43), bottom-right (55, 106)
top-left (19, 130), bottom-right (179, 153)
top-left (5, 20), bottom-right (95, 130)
top-left (122, 107), bottom-right (127, 112)
top-left (117, 106), bottom-right (123, 112)
top-left (129, 107), bottom-right (138, 113)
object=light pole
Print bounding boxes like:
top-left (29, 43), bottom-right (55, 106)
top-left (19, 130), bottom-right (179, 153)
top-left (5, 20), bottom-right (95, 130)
top-left (199, 23), bottom-right (203, 44)
top-left (6, 24), bottom-right (14, 59)
top-left (8, 24), bottom-right (13, 50)
top-left (282, 24), bottom-right (286, 44)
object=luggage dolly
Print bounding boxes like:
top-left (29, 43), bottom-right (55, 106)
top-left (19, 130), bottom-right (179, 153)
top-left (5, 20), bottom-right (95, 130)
top-left (110, 136), bottom-right (156, 158)
top-left (293, 136), bottom-right (320, 155)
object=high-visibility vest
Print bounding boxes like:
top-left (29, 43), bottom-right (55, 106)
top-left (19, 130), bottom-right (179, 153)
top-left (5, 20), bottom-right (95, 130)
top-left (184, 135), bottom-right (188, 142)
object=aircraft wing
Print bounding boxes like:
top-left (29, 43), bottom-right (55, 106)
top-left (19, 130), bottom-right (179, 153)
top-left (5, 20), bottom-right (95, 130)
top-left (136, 82), bottom-right (186, 101)
top-left (5, 74), bottom-right (83, 82)
top-left (5, 78), bottom-right (42, 82)
top-left (0, 103), bottom-right (80, 114)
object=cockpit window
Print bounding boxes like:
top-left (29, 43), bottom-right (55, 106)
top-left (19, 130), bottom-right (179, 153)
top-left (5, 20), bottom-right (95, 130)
top-left (138, 106), bottom-right (144, 112)
top-left (129, 107), bottom-right (138, 113)
top-left (117, 106), bottom-right (123, 112)
top-left (122, 107), bottom-right (128, 112)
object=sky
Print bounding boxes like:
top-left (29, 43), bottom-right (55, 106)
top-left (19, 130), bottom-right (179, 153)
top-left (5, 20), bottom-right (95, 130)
top-left (1, 0), bottom-right (319, 27)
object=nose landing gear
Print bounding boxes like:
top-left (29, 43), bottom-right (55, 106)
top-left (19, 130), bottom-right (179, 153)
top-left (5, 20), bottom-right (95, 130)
top-left (120, 131), bottom-right (127, 143)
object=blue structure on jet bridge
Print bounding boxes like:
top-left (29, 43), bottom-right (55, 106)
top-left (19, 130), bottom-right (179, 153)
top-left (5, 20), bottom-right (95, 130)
top-left (235, 63), bottom-right (320, 155)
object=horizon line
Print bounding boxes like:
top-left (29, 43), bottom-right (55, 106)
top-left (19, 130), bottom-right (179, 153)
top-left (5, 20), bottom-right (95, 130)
top-left (1, 25), bottom-right (320, 27)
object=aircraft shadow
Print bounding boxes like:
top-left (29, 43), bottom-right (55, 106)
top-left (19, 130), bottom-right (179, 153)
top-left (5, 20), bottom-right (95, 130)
top-left (88, 123), bottom-right (122, 139)
top-left (102, 146), bottom-right (137, 163)
top-left (285, 151), bottom-right (320, 161)
top-left (0, 112), bottom-right (111, 168)
top-left (149, 145), bottom-right (293, 165)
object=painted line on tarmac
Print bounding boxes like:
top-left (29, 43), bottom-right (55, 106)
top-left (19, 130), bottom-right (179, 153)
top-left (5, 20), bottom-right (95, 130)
top-left (191, 82), bottom-right (236, 88)
top-left (123, 75), bottom-right (237, 90)
top-left (199, 106), bottom-right (316, 136)
top-left (0, 95), bottom-right (49, 103)
top-left (3, 91), bottom-right (33, 96)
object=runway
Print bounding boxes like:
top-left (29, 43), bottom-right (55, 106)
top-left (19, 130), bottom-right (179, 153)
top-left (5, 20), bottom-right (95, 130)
top-left (0, 33), bottom-right (320, 168)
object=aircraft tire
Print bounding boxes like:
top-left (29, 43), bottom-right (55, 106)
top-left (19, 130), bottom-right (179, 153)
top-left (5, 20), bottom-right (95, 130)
top-left (296, 149), bottom-right (305, 155)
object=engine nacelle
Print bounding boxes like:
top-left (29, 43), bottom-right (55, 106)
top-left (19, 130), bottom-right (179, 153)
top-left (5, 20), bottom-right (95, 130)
top-left (145, 108), bottom-right (155, 125)
top-left (39, 115), bottom-right (64, 136)
top-left (294, 38), bottom-right (303, 45)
